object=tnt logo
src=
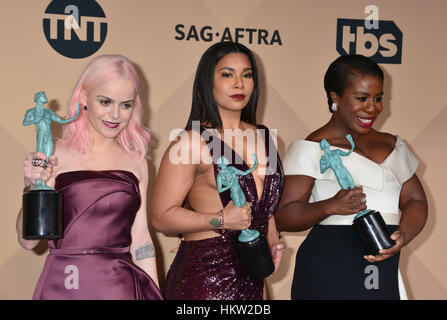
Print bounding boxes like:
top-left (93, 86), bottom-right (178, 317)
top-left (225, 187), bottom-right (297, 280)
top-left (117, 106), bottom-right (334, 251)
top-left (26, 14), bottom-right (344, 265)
top-left (336, 18), bottom-right (403, 64)
top-left (43, 0), bottom-right (107, 59)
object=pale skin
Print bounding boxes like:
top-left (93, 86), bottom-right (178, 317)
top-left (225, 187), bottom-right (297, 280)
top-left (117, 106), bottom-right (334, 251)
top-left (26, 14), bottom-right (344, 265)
top-left (151, 53), bottom-right (284, 298)
top-left (17, 78), bottom-right (159, 287)
top-left (275, 74), bottom-right (428, 263)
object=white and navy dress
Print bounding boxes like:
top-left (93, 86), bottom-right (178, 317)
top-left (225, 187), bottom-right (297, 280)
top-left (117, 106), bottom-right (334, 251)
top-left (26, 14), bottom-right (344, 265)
top-left (282, 136), bottom-right (419, 300)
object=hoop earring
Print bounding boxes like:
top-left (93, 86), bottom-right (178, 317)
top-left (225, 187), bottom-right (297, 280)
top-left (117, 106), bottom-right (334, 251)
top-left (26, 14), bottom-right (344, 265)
top-left (330, 102), bottom-right (338, 112)
top-left (84, 105), bottom-right (88, 111)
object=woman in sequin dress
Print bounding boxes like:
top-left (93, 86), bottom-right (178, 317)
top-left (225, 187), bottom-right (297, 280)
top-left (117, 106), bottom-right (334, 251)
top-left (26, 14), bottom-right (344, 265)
top-left (152, 42), bottom-right (285, 300)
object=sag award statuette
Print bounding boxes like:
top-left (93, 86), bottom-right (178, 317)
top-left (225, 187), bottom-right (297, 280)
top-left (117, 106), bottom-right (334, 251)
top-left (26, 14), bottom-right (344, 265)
top-left (217, 154), bottom-right (275, 280)
top-left (22, 91), bottom-right (80, 239)
top-left (320, 134), bottom-right (395, 255)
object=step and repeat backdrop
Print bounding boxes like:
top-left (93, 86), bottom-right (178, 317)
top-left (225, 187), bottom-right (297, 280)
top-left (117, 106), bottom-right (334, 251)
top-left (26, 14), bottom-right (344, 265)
top-left (0, 0), bottom-right (446, 299)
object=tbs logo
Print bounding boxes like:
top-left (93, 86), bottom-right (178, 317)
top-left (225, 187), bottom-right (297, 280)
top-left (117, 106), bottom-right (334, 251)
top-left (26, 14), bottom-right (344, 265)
top-left (336, 18), bottom-right (403, 64)
top-left (43, 0), bottom-right (107, 59)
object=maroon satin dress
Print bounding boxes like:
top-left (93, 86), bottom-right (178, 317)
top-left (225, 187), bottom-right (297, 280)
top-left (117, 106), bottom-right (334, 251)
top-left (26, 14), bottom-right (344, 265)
top-left (165, 125), bottom-right (284, 300)
top-left (32, 170), bottom-right (163, 300)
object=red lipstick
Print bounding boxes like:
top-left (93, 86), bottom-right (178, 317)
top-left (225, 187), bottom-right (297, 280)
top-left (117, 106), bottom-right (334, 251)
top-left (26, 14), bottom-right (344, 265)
top-left (356, 116), bottom-right (375, 128)
top-left (230, 94), bottom-right (245, 101)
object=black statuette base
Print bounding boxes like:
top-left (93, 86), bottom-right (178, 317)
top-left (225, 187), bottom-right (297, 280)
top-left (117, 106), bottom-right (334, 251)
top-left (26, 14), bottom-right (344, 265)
top-left (236, 232), bottom-right (275, 280)
top-left (22, 190), bottom-right (62, 240)
top-left (352, 210), bottom-right (395, 256)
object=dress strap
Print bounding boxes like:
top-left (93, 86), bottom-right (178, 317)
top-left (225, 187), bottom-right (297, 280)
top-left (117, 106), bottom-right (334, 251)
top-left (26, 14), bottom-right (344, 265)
top-left (255, 124), bottom-right (283, 177)
top-left (255, 124), bottom-right (270, 157)
top-left (198, 125), bottom-right (245, 167)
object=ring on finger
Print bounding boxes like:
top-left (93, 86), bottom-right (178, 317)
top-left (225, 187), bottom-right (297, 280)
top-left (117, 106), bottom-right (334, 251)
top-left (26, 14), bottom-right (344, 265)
top-left (360, 198), bottom-right (366, 204)
top-left (32, 158), bottom-right (48, 169)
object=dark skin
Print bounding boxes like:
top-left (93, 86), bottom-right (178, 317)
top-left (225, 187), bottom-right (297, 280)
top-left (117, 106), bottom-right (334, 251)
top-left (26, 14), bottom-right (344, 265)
top-left (275, 73), bottom-right (428, 263)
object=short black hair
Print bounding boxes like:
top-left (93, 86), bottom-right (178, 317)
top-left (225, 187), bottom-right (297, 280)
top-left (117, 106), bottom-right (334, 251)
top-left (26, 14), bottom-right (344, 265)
top-left (186, 41), bottom-right (258, 130)
top-left (324, 54), bottom-right (384, 112)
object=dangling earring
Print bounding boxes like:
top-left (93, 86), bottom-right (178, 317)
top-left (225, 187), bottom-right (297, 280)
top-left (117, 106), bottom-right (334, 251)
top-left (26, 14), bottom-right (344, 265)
top-left (84, 105), bottom-right (88, 111)
top-left (330, 102), bottom-right (338, 112)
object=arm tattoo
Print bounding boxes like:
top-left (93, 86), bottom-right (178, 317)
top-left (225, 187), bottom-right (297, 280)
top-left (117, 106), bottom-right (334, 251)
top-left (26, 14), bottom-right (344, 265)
top-left (135, 242), bottom-right (155, 261)
top-left (209, 218), bottom-right (221, 228)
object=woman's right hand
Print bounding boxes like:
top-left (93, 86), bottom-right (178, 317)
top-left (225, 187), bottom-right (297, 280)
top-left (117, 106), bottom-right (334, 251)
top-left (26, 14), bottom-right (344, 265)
top-left (221, 200), bottom-right (253, 230)
top-left (24, 152), bottom-right (56, 189)
top-left (328, 186), bottom-right (367, 215)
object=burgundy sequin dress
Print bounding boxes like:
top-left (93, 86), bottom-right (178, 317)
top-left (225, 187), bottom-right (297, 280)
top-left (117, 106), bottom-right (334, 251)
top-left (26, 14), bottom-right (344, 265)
top-left (33, 170), bottom-right (163, 300)
top-left (165, 125), bottom-right (283, 300)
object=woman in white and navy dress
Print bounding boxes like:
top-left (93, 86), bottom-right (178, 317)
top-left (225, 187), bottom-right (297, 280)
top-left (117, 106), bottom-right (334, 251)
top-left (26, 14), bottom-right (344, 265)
top-left (275, 54), bottom-right (428, 300)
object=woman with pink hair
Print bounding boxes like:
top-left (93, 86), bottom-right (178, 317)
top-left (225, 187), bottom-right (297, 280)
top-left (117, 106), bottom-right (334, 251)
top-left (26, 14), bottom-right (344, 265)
top-left (17, 55), bottom-right (163, 300)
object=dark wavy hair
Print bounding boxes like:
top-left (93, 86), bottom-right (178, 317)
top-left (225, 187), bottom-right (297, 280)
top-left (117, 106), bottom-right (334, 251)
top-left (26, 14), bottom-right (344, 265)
top-left (185, 41), bottom-right (258, 130)
top-left (324, 54), bottom-right (384, 113)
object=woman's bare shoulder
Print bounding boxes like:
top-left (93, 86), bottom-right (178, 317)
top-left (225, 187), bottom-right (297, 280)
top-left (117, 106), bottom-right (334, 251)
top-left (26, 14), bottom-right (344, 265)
top-left (117, 150), bottom-right (147, 182)
top-left (53, 141), bottom-right (78, 163)
top-left (163, 128), bottom-right (211, 165)
top-left (305, 127), bottom-right (329, 143)
top-left (372, 130), bottom-right (396, 147)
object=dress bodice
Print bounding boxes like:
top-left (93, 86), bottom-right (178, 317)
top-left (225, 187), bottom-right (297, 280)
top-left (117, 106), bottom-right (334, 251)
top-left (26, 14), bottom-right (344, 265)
top-left (282, 136), bottom-right (419, 225)
top-left (200, 125), bottom-right (284, 235)
top-left (51, 170), bottom-right (141, 250)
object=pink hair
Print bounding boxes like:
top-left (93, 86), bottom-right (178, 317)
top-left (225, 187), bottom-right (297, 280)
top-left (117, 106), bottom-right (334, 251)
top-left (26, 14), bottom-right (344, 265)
top-left (61, 55), bottom-right (150, 161)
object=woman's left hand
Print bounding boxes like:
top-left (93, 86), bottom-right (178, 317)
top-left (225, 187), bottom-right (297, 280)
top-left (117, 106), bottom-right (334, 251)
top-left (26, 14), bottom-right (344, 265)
top-left (363, 230), bottom-right (406, 263)
top-left (270, 241), bottom-right (286, 272)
